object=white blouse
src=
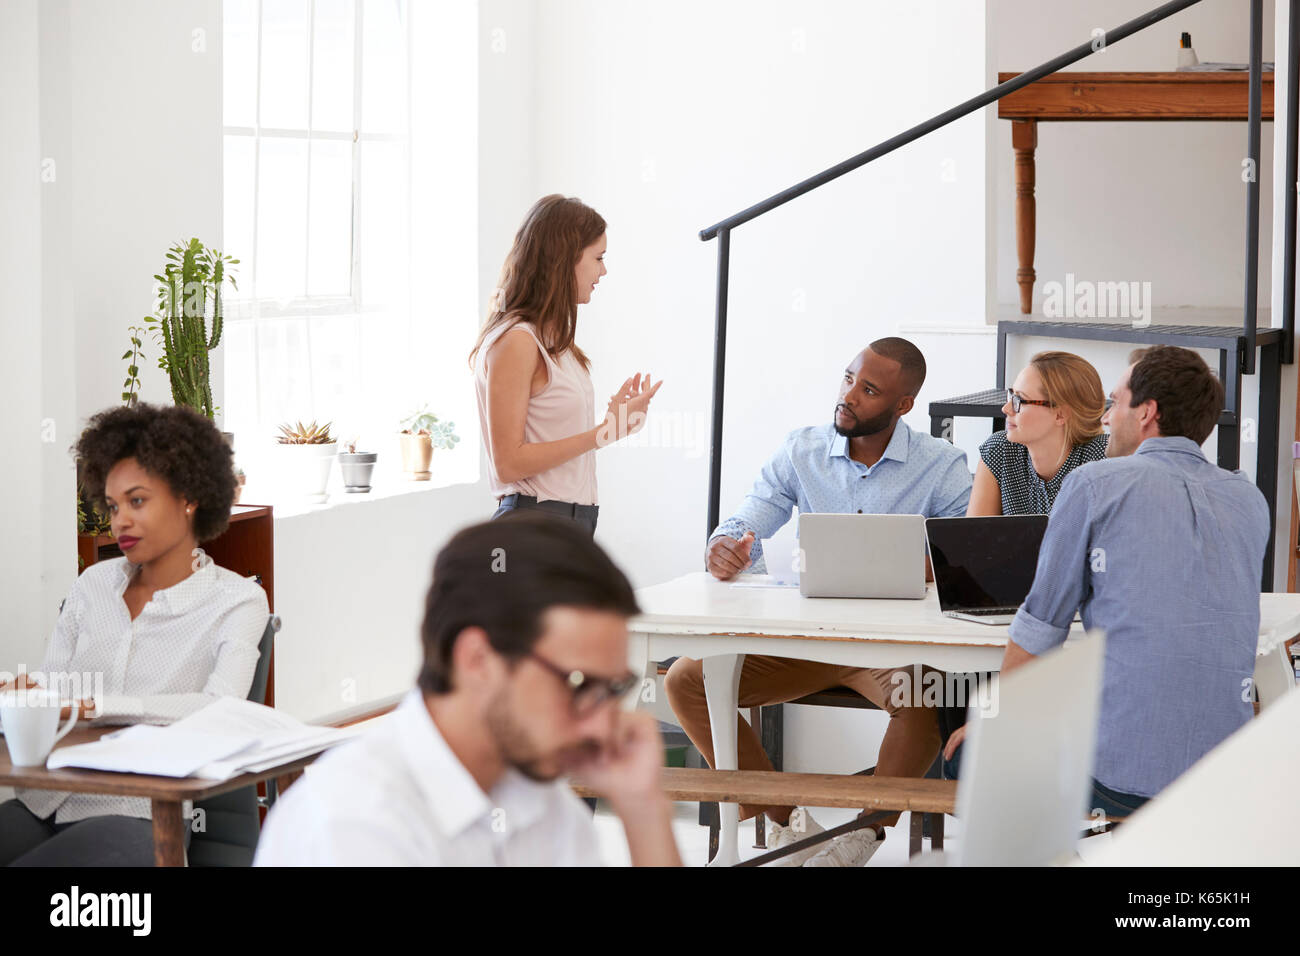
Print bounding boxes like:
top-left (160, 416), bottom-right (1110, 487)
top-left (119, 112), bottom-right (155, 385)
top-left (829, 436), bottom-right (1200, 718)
top-left (18, 554), bottom-right (269, 824)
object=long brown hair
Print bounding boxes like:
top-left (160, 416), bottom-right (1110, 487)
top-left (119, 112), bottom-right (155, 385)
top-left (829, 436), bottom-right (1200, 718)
top-left (469, 194), bottom-right (606, 372)
top-left (1028, 350), bottom-right (1106, 448)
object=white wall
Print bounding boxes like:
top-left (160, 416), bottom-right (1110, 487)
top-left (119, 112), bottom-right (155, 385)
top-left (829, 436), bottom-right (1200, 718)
top-left (2, 0), bottom-right (224, 674)
top-left (0, 0), bottom-right (47, 673)
top-left (46, 0), bottom-right (225, 425)
top-left (530, 0), bottom-right (992, 591)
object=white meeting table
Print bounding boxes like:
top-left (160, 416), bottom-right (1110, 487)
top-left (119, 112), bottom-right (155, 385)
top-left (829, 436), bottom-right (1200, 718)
top-left (628, 571), bottom-right (1300, 867)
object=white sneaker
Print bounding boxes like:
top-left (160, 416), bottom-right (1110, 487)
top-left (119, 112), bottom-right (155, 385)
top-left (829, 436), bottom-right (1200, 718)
top-left (763, 810), bottom-right (825, 866)
top-left (803, 826), bottom-right (884, 867)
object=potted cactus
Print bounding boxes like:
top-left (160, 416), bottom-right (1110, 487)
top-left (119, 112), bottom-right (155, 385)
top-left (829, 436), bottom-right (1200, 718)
top-left (339, 438), bottom-right (377, 493)
top-left (146, 238), bottom-right (238, 421)
top-left (275, 420), bottom-right (337, 500)
top-left (399, 406), bottom-right (460, 480)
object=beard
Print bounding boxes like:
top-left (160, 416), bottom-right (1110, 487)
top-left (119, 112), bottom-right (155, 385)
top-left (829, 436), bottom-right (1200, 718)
top-left (833, 403), bottom-right (895, 438)
top-left (484, 685), bottom-right (598, 783)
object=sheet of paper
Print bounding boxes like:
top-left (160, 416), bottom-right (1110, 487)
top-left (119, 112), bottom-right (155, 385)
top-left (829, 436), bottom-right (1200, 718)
top-left (195, 728), bottom-right (366, 780)
top-left (729, 574), bottom-right (800, 589)
top-left (193, 725), bottom-right (364, 779)
top-left (165, 695), bottom-right (308, 738)
top-left (47, 726), bottom-right (256, 777)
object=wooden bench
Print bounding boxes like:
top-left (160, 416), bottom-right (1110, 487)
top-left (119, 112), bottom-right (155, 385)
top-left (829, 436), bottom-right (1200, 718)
top-left (651, 663), bottom-right (944, 856)
top-left (574, 766), bottom-right (957, 862)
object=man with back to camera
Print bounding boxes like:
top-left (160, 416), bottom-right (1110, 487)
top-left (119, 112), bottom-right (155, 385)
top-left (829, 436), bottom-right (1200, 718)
top-left (942, 345), bottom-right (1270, 822)
top-left (665, 337), bottom-right (973, 866)
top-left (254, 513), bottom-right (681, 866)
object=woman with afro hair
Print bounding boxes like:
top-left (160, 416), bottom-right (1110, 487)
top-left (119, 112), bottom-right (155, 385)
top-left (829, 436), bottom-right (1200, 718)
top-left (0, 402), bottom-right (269, 866)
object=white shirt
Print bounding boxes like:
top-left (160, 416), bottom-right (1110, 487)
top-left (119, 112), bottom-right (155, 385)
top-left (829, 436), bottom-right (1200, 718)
top-left (18, 554), bottom-right (269, 823)
top-left (253, 689), bottom-right (603, 866)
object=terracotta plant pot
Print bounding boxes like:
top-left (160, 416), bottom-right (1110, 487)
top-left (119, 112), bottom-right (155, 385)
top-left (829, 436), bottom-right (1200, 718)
top-left (399, 433), bottom-right (433, 480)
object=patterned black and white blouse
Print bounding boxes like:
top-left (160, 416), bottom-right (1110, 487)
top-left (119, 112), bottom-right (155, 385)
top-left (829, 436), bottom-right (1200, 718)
top-left (978, 430), bottom-right (1109, 515)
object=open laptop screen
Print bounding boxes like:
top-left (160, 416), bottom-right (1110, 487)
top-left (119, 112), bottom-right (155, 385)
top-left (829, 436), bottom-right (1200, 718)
top-left (925, 515), bottom-right (1050, 612)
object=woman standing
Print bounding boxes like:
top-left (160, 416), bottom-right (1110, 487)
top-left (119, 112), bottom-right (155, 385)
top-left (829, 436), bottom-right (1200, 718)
top-left (471, 195), bottom-right (661, 535)
top-left (967, 350), bottom-right (1108, 517)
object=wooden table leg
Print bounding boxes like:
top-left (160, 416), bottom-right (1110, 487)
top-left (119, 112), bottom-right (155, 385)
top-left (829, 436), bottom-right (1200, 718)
top-left (151, 799), bottom-right (186, 867)
top-left (1013, 118), bottom-right (1038, 314)
top-left (276, 769), bottom-right (304, 794)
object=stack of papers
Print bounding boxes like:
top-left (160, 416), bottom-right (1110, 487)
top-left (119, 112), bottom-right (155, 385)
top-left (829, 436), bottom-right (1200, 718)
top-left (46, 696), bottom-right (366, 780)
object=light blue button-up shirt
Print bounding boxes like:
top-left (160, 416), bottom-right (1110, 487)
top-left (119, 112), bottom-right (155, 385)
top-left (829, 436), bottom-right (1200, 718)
top-left (1008, 436), bottom-right (1270, 798)
top-left (710, 420), bottom-right (972, 573)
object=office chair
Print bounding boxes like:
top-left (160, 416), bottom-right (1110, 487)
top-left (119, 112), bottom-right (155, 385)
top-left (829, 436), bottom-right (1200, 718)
top-left (186, 614), bottom-right (280, 867)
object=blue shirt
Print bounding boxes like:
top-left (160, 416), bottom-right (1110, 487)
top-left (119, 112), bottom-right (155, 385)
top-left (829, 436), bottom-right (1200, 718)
top-left (711, 420), bottom-right (972, 573)
top-left (1008, 436), bottom-right (1270, 797)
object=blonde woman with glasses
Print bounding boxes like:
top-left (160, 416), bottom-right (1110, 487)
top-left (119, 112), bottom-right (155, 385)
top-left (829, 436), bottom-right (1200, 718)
top-left (967, 351), bottom-right (1108, 517)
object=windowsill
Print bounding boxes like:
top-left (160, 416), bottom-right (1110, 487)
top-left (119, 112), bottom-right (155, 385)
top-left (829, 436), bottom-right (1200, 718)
top-left (239, 462), bottom-right (483, 520)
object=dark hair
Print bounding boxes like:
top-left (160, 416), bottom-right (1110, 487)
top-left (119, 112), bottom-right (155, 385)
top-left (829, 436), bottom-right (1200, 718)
top-left (418, 513), bottom-right (640, 695)
top-left (868, 336), bottom-right (927, 396)
top-left (1126, 345), bottom-right (1223, 444)
top-left (75, 403), bottom-right (237, 543)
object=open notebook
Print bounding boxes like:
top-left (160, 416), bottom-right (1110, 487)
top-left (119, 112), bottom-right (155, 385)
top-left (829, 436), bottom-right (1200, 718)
top-left (46, 696), bottom-right (368, 780)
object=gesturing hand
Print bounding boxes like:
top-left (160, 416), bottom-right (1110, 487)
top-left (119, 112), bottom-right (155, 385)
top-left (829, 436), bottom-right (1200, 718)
top-left (597, 372), bottom-right (664, 446)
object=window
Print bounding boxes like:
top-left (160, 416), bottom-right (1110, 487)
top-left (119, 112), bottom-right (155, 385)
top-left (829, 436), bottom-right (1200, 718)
top-left (222, 0), bottom-right (409, 468)
top-left (223, 0), bottom-right (479, 494)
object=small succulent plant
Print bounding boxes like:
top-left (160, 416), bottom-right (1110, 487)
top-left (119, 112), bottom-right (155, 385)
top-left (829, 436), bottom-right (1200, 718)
top-left (401, 406), bottom-right (460, 451)
top-left (276, 420), bottom-right (334, 445)
top-left (427, 419), bottom-right (460, 451)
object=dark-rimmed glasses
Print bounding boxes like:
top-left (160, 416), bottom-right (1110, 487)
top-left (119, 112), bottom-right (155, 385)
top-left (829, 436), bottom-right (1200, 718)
top-left (525, 651), bottom-right (639, 715)
top-left (1006, 388), bottom-right (1054, 414)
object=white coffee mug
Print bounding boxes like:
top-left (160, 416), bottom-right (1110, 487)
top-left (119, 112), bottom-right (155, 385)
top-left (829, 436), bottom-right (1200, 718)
top-left (0, 687), bottom-right (79, 767)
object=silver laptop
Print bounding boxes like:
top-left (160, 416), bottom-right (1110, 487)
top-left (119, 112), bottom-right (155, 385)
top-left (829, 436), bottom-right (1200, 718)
top-left (797, 513), bottom-right (926, 599)
top-left (926, 515), bottom-right (1049, 625)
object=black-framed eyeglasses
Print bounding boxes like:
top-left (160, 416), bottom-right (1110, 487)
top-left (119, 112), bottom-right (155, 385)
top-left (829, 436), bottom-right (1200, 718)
top-left (1006, 388), bottom-right (1054, 414)
top-left (525, 651), bottom-right (640, 715)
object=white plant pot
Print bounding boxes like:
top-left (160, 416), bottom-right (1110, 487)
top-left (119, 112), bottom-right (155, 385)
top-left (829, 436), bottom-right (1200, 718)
top-left (275, 441), bottom-right (337, 500)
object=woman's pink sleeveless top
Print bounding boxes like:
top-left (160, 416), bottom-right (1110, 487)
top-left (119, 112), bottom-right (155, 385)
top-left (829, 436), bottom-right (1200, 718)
top-left (474, 321), bottom-right (598, 506)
